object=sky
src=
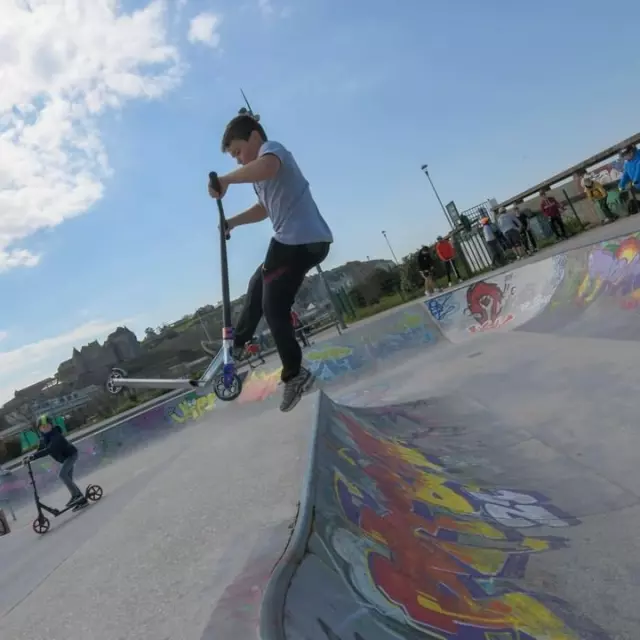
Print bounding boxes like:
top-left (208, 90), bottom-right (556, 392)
top-left (0, 0), bottom-right (639, 403)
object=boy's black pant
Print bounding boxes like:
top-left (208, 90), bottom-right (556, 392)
top-left (234, 239), bottom-right (330, 382)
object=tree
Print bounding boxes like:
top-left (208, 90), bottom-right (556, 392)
top-left (400, 251), bottom-right (424, 293)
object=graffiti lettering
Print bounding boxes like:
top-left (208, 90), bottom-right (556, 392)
top-left (426, 293), bottom-right (458, 324)
top-left (578, 235), bottom-right (640, 308)
top-left (323, 405), bottom-right (600, 639)
top-left (167, 392), bottom-right (216, 424)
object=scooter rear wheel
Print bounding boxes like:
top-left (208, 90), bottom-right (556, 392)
top-left (33, 515), bottom-right (50, 535)
top-left (86, 485), bottom-right (103, 502)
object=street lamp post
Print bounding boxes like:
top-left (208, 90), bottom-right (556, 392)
top-left (421, 164), bottom-right (454, 230)
top-left (381, 230), bottom-right (400, 265)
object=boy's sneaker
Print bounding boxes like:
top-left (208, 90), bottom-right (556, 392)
top-left (66, 494), bottom-right (84, 507)
top-left (280, 366), bottom-right (315, 413)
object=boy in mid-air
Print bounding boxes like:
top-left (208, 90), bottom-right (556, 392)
top-left (204, 114), bottom-right (333, 412)
top-left (26, 415), bottom-right (87, 508)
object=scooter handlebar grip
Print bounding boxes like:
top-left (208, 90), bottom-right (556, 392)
top-left (208, 171), bottom-right (222, 194)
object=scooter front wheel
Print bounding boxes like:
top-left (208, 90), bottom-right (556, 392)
top-left (213, 373), bottom-right (242, 401)
top-left (33, 515), bottom-right (50, 535)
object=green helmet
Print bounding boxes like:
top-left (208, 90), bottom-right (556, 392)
top-left (35, 414), bottom-right (53, 428)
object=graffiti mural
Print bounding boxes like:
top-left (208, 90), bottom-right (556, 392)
top-left (302, 398), bottom-right (609, 640)
top-left (465, 278), bottom-right (516, 333)
top-left (426, 293), bottom-right (459, 325)
top-left (166, 391), bottom-right (216, 424)
top-left (242, 310), bottom-right (435, 400)
top-left (577, 235), bottom-right (640, 308)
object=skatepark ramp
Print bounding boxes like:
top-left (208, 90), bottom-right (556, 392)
top-left (261, 392), bottom-right (609, 639)
top-left (259, 231), bottom-right (640, 640)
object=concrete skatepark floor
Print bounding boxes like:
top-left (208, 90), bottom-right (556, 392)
top-left (2, 227), bottom-right (640, 639)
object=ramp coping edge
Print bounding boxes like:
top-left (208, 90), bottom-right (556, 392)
top-left (258, 390), bottom-right (329, 640)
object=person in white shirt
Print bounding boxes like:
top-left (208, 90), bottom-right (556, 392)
top-left (480, 217), bottom-right (505, 266)
top-left (496, 207), bottom-right (525, 258)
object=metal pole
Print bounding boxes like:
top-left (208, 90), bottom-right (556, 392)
top-left (562, 189), bottom-right (585, 230)
top-left (381, 231), bottom-right (400, 264)
top-left (315, 265), bottom-right (347, 331)
top-left (421, 164), bottom-right (454, 230)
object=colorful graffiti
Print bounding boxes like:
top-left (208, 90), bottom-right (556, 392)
top-left (577, 235), bottom-right (640, 308)
top-left (465, 279), bottom-right (515, 333)
top-left (320, 403), bottom-right (605, 639)
top-left (166, 391), bottom-right (217, 424)
top-left (426, 293), bottom-right (459, 324)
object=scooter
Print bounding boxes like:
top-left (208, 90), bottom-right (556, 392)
top-left (25, 457), bottom-right (103, 535)
top-left (105, 172), bottom-right (243, 401)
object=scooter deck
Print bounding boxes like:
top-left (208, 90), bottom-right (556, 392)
top-left (109, 347), bottom-right (227, 392)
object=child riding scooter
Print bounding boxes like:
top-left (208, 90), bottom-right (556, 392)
top-left (25, 415), bottom-right (87, 509)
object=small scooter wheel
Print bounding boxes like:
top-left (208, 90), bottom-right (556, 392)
top-left (86, 485), bottom-right (104, 502)
top-left (105, 369), bottom-right (126, 395)
top-left (213, 373), bottom-right (243, 402)
top-left (33, 516), bottom-right (50, 535)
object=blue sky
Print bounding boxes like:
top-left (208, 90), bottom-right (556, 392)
top-left (0, 0), bottom-right (639, 402)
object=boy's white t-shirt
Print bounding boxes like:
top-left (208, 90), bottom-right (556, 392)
top-left (253, 141), bottom-right (333, 246)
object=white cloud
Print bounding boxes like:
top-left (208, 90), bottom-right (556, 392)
top-left (0, 318), bottom-right (133, 405)
top-left (258, 0), bottom-right (274, 17)
top-left (0, 0), bottom-right (183, 273)
top-left (187, 12), bottom-right (221, 48)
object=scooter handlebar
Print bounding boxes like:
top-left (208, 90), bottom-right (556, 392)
top-left (208, 172), bottom-right (231, 240)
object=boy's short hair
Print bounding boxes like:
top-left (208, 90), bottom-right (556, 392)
top-left (221, 114), bottom-right (267, 152)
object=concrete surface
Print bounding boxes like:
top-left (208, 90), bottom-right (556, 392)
top-left (2, 227), bottom-right (640, 639)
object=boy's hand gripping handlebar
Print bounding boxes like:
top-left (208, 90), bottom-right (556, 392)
top-left (208, 172), bottom-right (231, 240)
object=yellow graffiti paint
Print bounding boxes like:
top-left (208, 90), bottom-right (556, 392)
top-left (577, 274), bottom-right (602, 303)
top-left (389, 441), bottom-right (442, 472)
top-left (338, 448), bottom-right (357, 466)
top-left (169, 393), bottom-right (216, 424)
top-left (500, 592), bottom-right (580, 639)
top-left (399, 314), bottom-right (423, 329)
top-left (414, 473), bottom-right (475, 515)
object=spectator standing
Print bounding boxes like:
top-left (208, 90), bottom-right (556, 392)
top-left (417, 245), bottom-right (438, 295)
top-left (480, 217), bottom-right (505, 267)
top-left (539, 188), bottom-right (568, 240)
top-left (619, 145), bottom-right (640, 191)
top-left (513, 203), bottom-right (537, 253)
top-left (435, 236), bottom-right (459, 286)
top-left (582, 175), bottom-right (617, 223)
top-left (496, 207), bottom-right (526, 259)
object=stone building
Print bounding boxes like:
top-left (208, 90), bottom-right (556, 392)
top-left (57, 327), bottom-right (141, 386)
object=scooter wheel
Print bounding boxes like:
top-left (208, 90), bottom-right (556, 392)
top-left (213, 373), bottom-right (243, 402)
top-left (105, 369), bottom-right (126, 395)
top-left (86, 485), bottom-right (103, 502)
top-left (33, 515), bottom-right (50, 535)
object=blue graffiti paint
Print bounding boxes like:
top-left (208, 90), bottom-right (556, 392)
top-left (426, 294), bottom-right (459, 324)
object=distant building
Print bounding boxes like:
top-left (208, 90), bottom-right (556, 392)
top-left (0, 327), bottom-right (141, 432)
top-left (57, 327), bottom-right (141, 386)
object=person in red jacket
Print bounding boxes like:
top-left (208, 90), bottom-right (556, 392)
top-left (434, 236), bottom-right (459, 286)
top-left (539, 188), bottom-right (568, 240)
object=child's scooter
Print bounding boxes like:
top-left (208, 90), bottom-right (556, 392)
top-left (25, 457), bottom-right (103, 535)
top-left (104, 172), bottom-right (243, 401)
